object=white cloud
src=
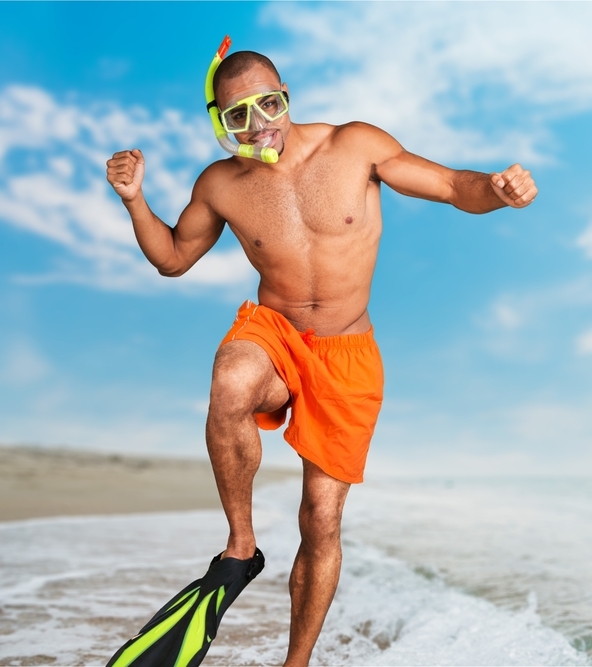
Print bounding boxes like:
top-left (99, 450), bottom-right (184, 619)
top-left (576, 223), bottom-right (592, 259)
top-left (0, 85), bottom-right (257, 294)
top-left (448, 265), bottom-right (592, 365)
top-left (507, 399), bottom-right (592, 448)
top-left (575, 328), bottom-right (592, 356)
top-left (195, 399), bottom-right (210, 414)
top-left (0, 359), bottom-right (211, 455)
top-left (0, 339), bottom-right (52, 386)
top-left (473, 296), bottom-right (532, 359)
top-left (12, 246), bottom-right (255, 294)
top-left (0, 86), bottom-right (77, 156)
top-left (264, 2), bottom-right (592, 164)
top-left (477, 274), bottom-right (592, 340)
top-left (491, 302), bottom-right (523, 331)
top-left (372, 395), bottom-right (592, 476)
top-left (0, 410), bottom-right (208, 457)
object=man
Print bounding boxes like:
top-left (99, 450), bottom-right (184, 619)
top-left (106, 50), bottom-right (537, 667)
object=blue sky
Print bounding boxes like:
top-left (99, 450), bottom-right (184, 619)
top-left (1, 2), bottom-right (592, 476)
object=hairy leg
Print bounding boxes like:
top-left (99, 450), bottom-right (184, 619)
top-left (206, 340), bottom-right (289, 560)
top-left (284, 460), bottom-right (351, 667)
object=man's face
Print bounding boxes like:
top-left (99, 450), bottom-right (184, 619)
top-left (216, 63), bottom-right (291, 157)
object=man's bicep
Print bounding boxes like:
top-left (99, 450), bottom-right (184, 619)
top-left (172, 180), bottom-right (226, 269)
top-left (375, 148), bottom-right (456, 204)
top-left (177, 194), bottom-right (225, 243)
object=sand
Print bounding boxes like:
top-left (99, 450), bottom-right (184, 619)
top-left (0, 445), bottom-right (299, 521)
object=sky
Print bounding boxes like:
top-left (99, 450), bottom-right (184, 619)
top-left (1, 1), bottom-right (592, 476)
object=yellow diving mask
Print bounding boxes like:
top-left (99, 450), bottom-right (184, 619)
top-left (220, 91), bottom-right (289, 134)
top-left (204, 36), bottom-right (281, 164)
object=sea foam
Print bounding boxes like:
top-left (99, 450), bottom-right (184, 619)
top-left (0, 477), bottom-right (589, 666)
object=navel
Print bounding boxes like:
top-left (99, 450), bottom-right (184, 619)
top-left (345, 216), bottom-right (353, 224)
top-left (254, 239), bottom-right (263, 247)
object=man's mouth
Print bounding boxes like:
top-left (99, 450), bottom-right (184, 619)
top-left (251, 130), bottom-right (277, 148)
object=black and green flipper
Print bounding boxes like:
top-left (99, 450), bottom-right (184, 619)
top-left (106, 548), bottom-right (265, 667)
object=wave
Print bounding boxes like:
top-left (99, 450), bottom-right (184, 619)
top-left (0, 478), bottom-right (589, 665)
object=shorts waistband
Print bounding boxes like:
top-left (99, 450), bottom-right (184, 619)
top-left (240, 300), bottom-right (375, 349)
top-left (299, 328), bottom-right (375, 349)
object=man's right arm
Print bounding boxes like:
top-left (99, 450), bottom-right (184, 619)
top-left (106, 149), bottom-right (225, 277)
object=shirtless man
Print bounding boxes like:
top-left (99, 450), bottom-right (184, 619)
top-left (106, 50), bottom-right (537, 667)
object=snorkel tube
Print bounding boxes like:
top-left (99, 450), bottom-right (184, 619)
top-left (205, 36), bottom-right (279, 164)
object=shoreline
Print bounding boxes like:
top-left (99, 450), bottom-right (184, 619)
top-left (0, 444), bottom-right (299, 522)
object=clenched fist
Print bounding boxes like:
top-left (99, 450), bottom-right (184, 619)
top-left (490, 164), bottom-right (537, 209)
top-left (106, 148), bottom-right (145, 201)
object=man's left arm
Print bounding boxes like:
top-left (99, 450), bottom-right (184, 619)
top-left (364, 126), bottom-right (538, 213)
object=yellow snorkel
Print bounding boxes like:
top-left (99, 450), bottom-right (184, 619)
top-left (205, 36), bottom-right (279, 164)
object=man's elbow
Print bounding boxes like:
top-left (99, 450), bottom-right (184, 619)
top-left (155, 242), bottom-right (211, 277)
top-left (156, 257), bottom-right (188, 277)
top-left (157, 264), bottom-right (186, 278)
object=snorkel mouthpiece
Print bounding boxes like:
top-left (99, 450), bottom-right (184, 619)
top-left (205, 36), bottom-right (279, 164)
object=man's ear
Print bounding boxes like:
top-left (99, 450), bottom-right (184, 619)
top-left (281, 83), bottom-right (290, 104)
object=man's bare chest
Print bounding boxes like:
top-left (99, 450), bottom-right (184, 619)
top-left (215, 162), bottom-right (378, 244)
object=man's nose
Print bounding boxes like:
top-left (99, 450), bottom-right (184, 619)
top-left (249, 107), bottom-right (269, 131)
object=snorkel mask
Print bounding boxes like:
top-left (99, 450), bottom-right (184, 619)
top-left (205, 36), bottom-right (281, 164)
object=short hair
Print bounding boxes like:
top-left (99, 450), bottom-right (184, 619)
top-left (213, 51), bottom-right (281, 100)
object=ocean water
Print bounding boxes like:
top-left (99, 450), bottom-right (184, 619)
top-left (0, 475), bottom-right (590, 666)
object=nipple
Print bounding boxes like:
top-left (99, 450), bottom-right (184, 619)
top-left (254, 239), bottom-right (263, 247)
top-left (345, 216), bottom-right (353, 224)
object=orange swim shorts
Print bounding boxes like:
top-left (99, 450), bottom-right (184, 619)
top-left (219, 300), bottom-right (384, 484)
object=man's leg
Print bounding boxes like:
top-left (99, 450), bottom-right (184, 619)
top-left (206, 340), bottom-right (290, 560)
top-left (284, 459), bottom-right (351, 667)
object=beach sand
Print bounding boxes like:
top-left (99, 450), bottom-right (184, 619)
top-left (0, 445), bottom-right (299, 664)
top-left (0, 444), bottom-right (300, 521)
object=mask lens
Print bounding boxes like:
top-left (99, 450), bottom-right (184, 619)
top-left (221, 91), bottom-right (289, 133)
top-left (255, 93), bottom-right (286, 120)
top-left (223, 103), bottom-right (249, 131)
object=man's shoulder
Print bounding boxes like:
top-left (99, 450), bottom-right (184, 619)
top-left (188, 157), bottom-right (239, 205)
top-left (331, 122), bottom-right (404, 166)
top-left (303, 121), bottom-right (395, 152)
top-left (298, 120), bottom-right (379, 141)
top-left (296, 121), bottom-right (392, 159)
top-left (202, 156), bottom-right (237, 176)
top-left (194, 156), bottom-right (238, 185)
top-left (333, 121), bottom-right (396, 145)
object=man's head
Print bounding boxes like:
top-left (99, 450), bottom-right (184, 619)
top-left (214, 51), bottom-right (290, 157)
top-left (213, 51), bottom-right (281, 98)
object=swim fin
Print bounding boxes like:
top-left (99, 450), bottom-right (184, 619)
top-left (105, 548), bottom-right (265, 667)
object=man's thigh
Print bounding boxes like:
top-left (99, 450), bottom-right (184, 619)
top-left (211, 340), bottom-right (290, 415)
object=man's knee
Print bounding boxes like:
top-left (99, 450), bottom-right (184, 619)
top-left (298, 461), bottom-right (350, 548)
top-left (299, 499), bottom-right (344, 547)
top-left (210, 344), bottom-right (265, 412)
top-left (210, 341), bottom-right (288, 416)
